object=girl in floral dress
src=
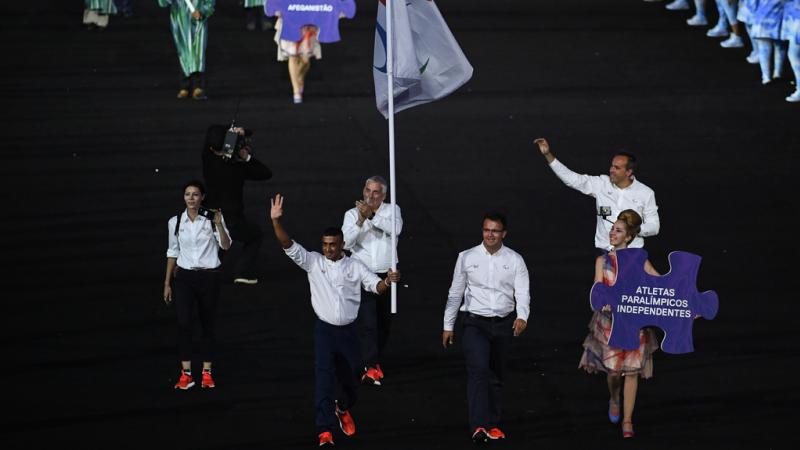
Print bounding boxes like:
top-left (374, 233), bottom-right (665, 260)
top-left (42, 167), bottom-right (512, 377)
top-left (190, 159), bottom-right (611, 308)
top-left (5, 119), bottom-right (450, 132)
top-left (579, 209), bottom-right (660, 439)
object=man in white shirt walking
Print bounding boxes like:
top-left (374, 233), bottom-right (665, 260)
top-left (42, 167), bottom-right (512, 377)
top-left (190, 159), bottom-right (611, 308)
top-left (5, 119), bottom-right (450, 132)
top-left (270, 194), bottom-right (400, 447)
top-left (341, 175), bottom-right (403, 385)
top-left (534, 138), bottom-right (660, 251)
top-left (442, 213), bottom-right (530, 443)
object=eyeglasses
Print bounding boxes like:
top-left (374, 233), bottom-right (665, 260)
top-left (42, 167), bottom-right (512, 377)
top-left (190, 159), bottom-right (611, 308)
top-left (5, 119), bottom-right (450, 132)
top-left (482, 228), bottom-right (504, 234)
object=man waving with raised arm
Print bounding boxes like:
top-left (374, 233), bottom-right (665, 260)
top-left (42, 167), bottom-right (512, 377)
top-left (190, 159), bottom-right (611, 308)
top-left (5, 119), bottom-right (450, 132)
top-left (534, 137), bottom-right (660, 252)
top-left (269, 194), bottom-right (400, 447)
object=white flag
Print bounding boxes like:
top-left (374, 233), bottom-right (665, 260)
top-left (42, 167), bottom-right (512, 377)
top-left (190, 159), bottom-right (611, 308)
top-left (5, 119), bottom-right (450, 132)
top-left (373, 0), bottom-right (474, 118)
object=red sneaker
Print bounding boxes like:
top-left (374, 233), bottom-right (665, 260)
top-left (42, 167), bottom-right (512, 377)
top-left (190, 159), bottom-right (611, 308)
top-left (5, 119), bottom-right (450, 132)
top-left (361, 367), bottom-right (381, 386)
top-left (487, 427), bottom-right (506, 440)
top-left (374, 364), bottom-right (385, 381)
top-left (335, 401), bottom-right (356, 436)
top-left (318, 431), bottom-right (334, 447)
top-left (201, 370), bottom-right (215, 389)
top-left (173, 370), bottom-right (195, 390)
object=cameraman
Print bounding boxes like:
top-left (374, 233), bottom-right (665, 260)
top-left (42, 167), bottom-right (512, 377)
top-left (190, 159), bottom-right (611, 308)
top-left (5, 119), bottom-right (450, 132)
top-left (202, 124), bottom-right (273, 284)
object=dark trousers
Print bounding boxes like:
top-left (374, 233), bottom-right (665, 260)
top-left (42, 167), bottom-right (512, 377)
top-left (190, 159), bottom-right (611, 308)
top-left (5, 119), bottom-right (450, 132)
top-left (224, 214), bottom-right (263, 279)
top-left (179, 71), bottom-right (205, 90)
top-left (356, 285), bottom-right (392, 368)
top-left (113, 0), bottom-right (132, 15)
top-left (173, 269), bottom-right (220, 361)
top-left (245, 6), bottom-right (265, 25)
top-left (462, 313), bottom-right (514, 430)
top-left (314, 319), bottom-right (361, 433)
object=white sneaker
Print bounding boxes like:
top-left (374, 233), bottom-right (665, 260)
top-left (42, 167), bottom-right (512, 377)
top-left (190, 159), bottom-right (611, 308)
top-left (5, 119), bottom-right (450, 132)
top-left (786, 90), bottom-right (800, 102)
top-left (706, 22), bottom-right (729, 37)
top-left (746, 50), bottom-right (759, 64)
top-left (720, 35), bottom-right (744, 48)
top-left (687, 15), bottom-right (708, 26)
top-left (666, 0), bottom-right (690, 10)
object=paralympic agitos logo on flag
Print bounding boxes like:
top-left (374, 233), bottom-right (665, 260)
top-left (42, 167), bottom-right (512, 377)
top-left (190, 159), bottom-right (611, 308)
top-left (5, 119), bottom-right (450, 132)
top-left (374, 0), bottom-right (431, 75)
top-left (372, 0), bottom-right (473, 117)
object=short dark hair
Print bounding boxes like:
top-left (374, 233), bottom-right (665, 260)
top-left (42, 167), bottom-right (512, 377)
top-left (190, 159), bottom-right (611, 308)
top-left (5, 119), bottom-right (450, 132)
top-left (322, 227), bottom-right (344, 240)
top-left (483, 212), bottom-right (507, 231)
top-left (183, 179), bottom-right (206, 195)
top-left (204, 124), bottom-right (228, 152)
top-left (614, 151), bottom-right (637, 172)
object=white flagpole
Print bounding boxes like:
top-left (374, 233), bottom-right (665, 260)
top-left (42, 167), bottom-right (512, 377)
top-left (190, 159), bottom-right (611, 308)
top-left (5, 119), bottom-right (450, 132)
top-left (386, 0), bottom-right (398, 314)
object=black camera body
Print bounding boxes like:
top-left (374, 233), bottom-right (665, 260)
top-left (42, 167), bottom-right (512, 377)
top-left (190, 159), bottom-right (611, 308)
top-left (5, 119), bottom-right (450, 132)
top-left (198, 206), bottom-right (216, 222)
top-left (221, 125), bottom-right (247, 161)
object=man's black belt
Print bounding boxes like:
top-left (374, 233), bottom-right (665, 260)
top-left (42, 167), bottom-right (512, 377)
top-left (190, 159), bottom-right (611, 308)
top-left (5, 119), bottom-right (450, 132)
top-left (467, 312), bottom-right (511, 323)
top-left (177, 266), bottom-right (219, 272)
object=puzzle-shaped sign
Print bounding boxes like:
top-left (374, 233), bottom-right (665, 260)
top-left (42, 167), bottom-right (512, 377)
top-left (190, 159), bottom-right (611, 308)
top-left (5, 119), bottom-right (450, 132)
top-left (589, 249), bottom-right (718, 354)
top-left (265, 0), bottom-right (356, 43)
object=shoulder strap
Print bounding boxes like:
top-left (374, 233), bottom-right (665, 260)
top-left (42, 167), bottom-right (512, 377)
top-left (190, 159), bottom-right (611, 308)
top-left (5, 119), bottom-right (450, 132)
top-left (174, 212), bottom-right (182, 237)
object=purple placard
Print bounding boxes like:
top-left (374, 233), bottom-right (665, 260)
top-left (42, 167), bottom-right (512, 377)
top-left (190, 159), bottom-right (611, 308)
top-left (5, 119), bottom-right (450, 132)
top-left (590, 248), bottom-right (719, 354)
top-left (265, 0), bottom-right (356, 43)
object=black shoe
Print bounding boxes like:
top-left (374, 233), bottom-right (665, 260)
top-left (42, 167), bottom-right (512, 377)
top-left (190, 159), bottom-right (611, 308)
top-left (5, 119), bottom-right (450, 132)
top-left (472, 427), bottom-right (488, 444)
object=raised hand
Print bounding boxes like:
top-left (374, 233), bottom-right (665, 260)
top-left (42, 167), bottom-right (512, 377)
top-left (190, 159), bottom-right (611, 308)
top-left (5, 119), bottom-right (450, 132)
top-left (270, 194), bottom-right (284, 220)
top-left (356, 200), bottom-right (371, 218)
top-left (533, 138), bottom-right (550, 155)
top-left (212, 208), bottom-right (223, 226)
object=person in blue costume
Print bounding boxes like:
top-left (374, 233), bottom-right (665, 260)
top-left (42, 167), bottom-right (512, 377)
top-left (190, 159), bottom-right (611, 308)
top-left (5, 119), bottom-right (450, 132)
top-left (739, 0), bottom-right (763, 64)
top-left (780, 0), bottom-right (800, 100)
top-left (752, 0), bottom-right (789, 84)
top-left (718, 1), bottom-right (747, 47)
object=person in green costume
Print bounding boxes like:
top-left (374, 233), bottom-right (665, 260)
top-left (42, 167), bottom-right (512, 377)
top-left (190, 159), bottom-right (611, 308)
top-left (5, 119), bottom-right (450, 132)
top-left (158, 0), bottom-right (215, 100)
top-left (244, 0), bottom-right (272, 31)
top-left (83, 0), bottom-right (117, 30)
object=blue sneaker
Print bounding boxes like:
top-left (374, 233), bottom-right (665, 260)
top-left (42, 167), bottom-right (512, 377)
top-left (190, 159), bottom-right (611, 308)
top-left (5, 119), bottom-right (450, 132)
top-left (706, 21), bottom-right (729, 37)
top-left (720, 34), bottom-right (744, 48)
top-left (666, 0), bottom-right (689, 10)
top-left (686, 15), bottom-right (708, 26)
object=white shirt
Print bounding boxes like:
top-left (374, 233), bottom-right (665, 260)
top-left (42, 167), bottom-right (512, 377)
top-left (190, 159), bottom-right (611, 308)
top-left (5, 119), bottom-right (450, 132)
top-left (167, 209), bottom-right (230, 270)
top-left (342, 202), bottom-right (403, 273)
top-left (443, 244), bottom-right (531, 331)
top-left (549, 159), bottom-right (660, 250)
top-left (285, 241), bottom-right (382, 326)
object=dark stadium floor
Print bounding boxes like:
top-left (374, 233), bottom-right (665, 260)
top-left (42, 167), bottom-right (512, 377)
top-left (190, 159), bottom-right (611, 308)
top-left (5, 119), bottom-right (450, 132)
top-left (2, 1), bottom-right (797, 449)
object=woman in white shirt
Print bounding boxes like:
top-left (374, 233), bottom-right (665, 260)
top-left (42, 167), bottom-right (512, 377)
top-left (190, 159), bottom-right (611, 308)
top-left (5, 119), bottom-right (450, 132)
top-left (163, 180), bottom-right (231, 390)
